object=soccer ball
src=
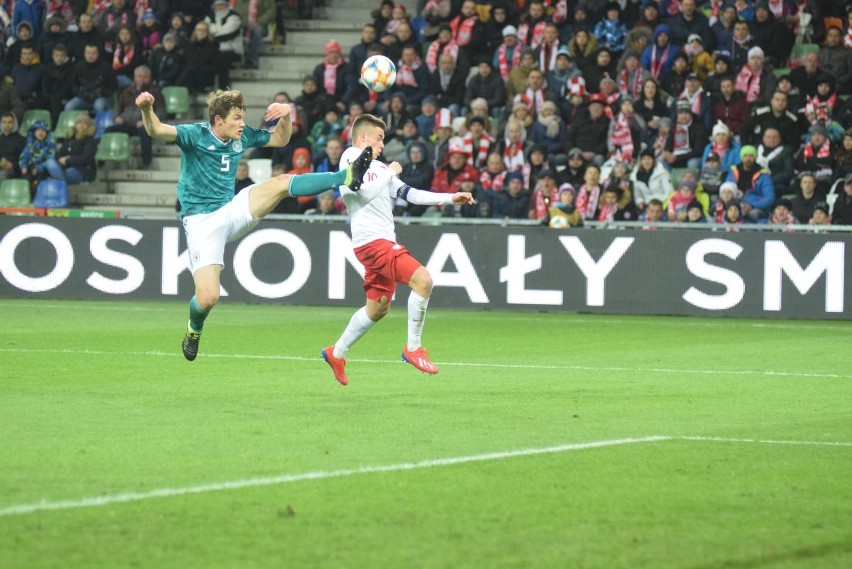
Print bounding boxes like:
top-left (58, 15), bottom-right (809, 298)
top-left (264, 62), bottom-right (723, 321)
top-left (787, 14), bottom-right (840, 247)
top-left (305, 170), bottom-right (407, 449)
top-left (361, 55), bottom-right (396, 93)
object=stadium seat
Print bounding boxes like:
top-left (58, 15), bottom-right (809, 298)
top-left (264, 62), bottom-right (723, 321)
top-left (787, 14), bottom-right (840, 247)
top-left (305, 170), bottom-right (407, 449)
top-left (788, 43), bottom-right (819, 68)
top-left (54, 110), bottom-right (87, 140)
top-left (96, 132), bottom-right (130, 162)
top-left (19, 109), bottom-right (52, 134)
top-left (32, 179), bottom-right (69, 208)
top-left (670, 168), bottom-right (687, 188)
top-left (162, 86), bottom-right (191, 117)
top-left (0, 178), bottom-right (32, 207)
top-left (772, 67), bottom-right (791, 79)
top-left (94, 110), bottom-right (115, 140)
top-left (247, 158), bottom-right (273, 182)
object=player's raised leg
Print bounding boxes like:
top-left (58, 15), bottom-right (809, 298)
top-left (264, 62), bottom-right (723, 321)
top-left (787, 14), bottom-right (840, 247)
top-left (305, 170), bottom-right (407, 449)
top-left (247, 146), bottom-right (372, 218)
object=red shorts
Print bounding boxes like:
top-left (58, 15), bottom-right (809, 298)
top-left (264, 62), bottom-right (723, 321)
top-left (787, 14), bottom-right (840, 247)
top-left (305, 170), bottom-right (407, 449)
top-left (354, 239), bottom-right (422, 302)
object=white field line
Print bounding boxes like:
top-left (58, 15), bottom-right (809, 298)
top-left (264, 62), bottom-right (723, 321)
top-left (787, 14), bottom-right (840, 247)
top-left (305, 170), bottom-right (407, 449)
top-left (1, 301), bottom-right (850, 331)
top-left (679, 436), bottom-right (852, 447)
top-left (0, 436), bottom-right (669, 518)
top-left (1, 347), bottom-right (849, 380)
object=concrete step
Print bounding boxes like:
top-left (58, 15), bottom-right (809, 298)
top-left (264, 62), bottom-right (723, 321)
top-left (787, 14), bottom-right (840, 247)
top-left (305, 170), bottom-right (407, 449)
top-left (105, 169), bottom-right (179, 182)
top-left (72, 192), bottom-right (176, 208)
top-left (68, 181), bottom-right (109, 193)
top-left (285, 30), bottom-right (361, 47)
top-left (111, 181), bottom-right (176, 196)
top-left (284, 19), bottom-right (365, 32)
top-left (315, 7), bottom-right (374, 23)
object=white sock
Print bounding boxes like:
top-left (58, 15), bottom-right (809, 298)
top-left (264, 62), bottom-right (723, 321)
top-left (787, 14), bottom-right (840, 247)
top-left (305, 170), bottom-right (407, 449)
top-left (407, 291), bottom-right (429, 351)
top-left (333, 307), bottom-right (375, 359)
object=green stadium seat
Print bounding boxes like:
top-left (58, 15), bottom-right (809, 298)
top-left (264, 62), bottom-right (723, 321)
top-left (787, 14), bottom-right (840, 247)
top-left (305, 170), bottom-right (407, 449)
top-left (32, 179), bottom-right (68, 208)
top-left (162, 86), bottom-right (191, 117)
top-left (19, 109), bottom-right (53, 134)
top-left (772, 67), bottom-right (791, 79)
top-left (670, 168), bottom-right (687, 188)
top-left (54, 110), bottom-right (87, 140)
top-left (0, 178), bottom-right (32, 207)
top-left (96, 132), bottom-right (130, 162)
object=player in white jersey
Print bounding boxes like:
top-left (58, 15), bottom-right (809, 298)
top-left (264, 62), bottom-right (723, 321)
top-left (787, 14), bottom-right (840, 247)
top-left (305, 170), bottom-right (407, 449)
top-left (321, 114), bottom-right (476, 386)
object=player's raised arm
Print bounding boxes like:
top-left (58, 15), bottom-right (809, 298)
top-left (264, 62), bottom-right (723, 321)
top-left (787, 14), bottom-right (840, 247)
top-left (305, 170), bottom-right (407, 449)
top-left (136, 91), bottom-right (177, 141)
top-left (263, 102), bottom-right (293, 147)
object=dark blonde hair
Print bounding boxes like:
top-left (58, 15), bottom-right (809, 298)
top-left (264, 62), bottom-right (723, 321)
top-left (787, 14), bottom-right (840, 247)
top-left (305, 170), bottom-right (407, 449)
top-left (70, 115), bottom-right (96, 139)
top-left (206, 89), bottom-right (246, 124)
top-left (351, 114), bottom-right (387, 140)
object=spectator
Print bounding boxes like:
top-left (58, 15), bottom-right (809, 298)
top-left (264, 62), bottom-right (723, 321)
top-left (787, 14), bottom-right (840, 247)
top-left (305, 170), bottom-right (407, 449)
top-left (313, 136), bottom-right (344, 179)
top-left (137, 12), bottom-right (161, 61)
top-left (755, 127), bottom-right (794, 196)
top-left (111, 25), bottom-right (145, 89)
top-left (644, 198), bottom-right (664, 223)
top-left (834, 127), bottom-right (852, 179)
top-left (725, 18), bottom-right (754, 72)
top-left (451, 0), bottom-right (488, 66)
top-left (685, 198), bottom-right (708, 223)
top-left (36, 16), bottom-right (70, 62)
top-left (165, 12), bottom-right (191, 53)
top-left (547, 183), bottom-right (583, 227)
top-left (518, 0), bottom-right (548, 49)
top-left (790, 172), bottom-right (823, 224)
top-left (641, 23), bottom-right (680, 81)
top-left (104, 65), bottom-right (164, 169)
top-left (482, 4), bottom-right (511, 59)
top-left (477, 150), bottom-right (507, 214)
top-left (794, 124), bottom-right (834, 189)
top-left (667, 0), bottom-right (715, 50)
top-left (636, 1), bottom-right (664, 33)
top-left (70, 13), bottom-right (105, 63)
top-left (175, 22), bottom-right (219, 95)
top-left (789, 52), bottom-right (833, 100)
top-left (306, 190), bottom-right (341, 216)
top-left (399, 140), bottom-right (436, 216)
top-left (464, 60), bottom-right (505, 119)
top-left (701, 120), bottom-right (741, 172)
top-left (349, 23), bottom-right (378, 76)
top-left (665, 177), bottom-right (698, 222)
top-left (528, 167), bottom-right (558, 221)
top-left (809, 201), bottom-right (831, 227)
top-left (607, 97), bottom-right (640, 163)
top-left (726, 144), bottom-right (775, 221)
top-left (382, 92), bottom-right (412, 142)
top-left (13, 0), bottom-right (45, 44)
top-left (630, 148), bottom-right (672, 212)
top-left (616, 48), bottom-right (650, 101)
top-left (567, 28), bottom-right (599, 73)
top-left (741, 90), bottom-right (801, 147)
top-left (232, 0), bottom-right (276, 70)
top-left (47, 113), bottom-right (97, 184)
top-left (390, 45), bottom-right (431, 113)
top-left (506, 47), bottom-right (536, 102)
top-left (535, 22), bottom-right (561, 74)
top-left (672, 72), bottom-right (713, 129)
top-left (560, 147), bottom-right (587, 188)
top-left (594, 2), bottom-right (629, 57)
top-left (99, 0), bottom-right (136, 54)
top-left (832, 174), bottom-right (852, 225)
top-left (493, 25), bottom-right (522, 83)
top-left (713, 181), bottom-right (742, 223)
top-left (529, 100), bottom-right (565, 164)
top-left (296, 75), bottom-right (335, 130)
top-left (37, 44), bottom-right (73, 124)
top-left (546, 46), bottom-right (582, 100)
top-left (420, 0), bottom-right (451, 41)
top-left (383, 118), bottom-right (431, 164)
top-left (234, 159), bottom-right (253, 194)
top-left (575, 162), bottom-right (605, 220)
top-left (65, 43), bottom-right (116, 112)
top-left (430, 107), bottom-right (454, 168)
top-left (19, 120), bottom-right (57, 194)
top-left (431, 52), bottom-right (466, 119)
top-left (699, 150), bottom-right (726, 199)
top-left (524, 144), bottom-right (549, 189)
top-left (735, 46), bottom-right (776, 108)
top-left (634, 78), bottom-right (671, 147)
top-left (565, 93), bottom-right (610, 166)
top-left (461, 115), bottom-right (494, 169)
top-left (713, 75), bottom-right (750, 135)
top-left (425, 24), bottom-right (461, 74)
top-left (819, 26), bottom-right (852, 94)
top-left (0, 80), bottom-right (25, 124)
top-left (584, 47), bottom-right (617, 95)
top-left (313, 40), bottom-right (347, 114)
top-left (149, 33), bottom-right (184, 89)
top-left (768, 198), bottom-right (797, 226)
top-left (10, 43), bottom-right (43, 110)
top-left (431, 136), bottom-right (481, 216)
top-left (494, 117), bottom-right (529, 173)
top-left (750, 2), bottom-right (793, 68)
top-left (704, 49), bottom-right (733, 98)
top-left (206, 0), bottom-right (242, 87)
top-left (0, 113), bottom-right (26, 181)
top-left (308, 108), bottom-right (344, 158)
top-left (491, 170), bottom-right (530, 219)
top-left (3, 22), bottom-right (35, 77)
top-left (684, 33), bottom-right (714, 81)
top-left (270, 111), bottom-right (310, 171)
top-left (712, 3), bottom-right (738, 49)
top-left (663, 100), bottom-right (707, 169)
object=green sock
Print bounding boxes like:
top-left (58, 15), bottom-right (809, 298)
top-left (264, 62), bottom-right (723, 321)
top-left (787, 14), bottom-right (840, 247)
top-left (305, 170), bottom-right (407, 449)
top-left (288, 171), bottom-right (346, 197)
top-left (189, 296), bottom-right (209, 332)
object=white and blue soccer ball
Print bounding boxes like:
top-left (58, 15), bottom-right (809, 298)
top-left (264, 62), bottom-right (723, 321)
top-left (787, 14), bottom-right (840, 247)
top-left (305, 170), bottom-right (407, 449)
top-left (361, 55), bottom-right (397, 93)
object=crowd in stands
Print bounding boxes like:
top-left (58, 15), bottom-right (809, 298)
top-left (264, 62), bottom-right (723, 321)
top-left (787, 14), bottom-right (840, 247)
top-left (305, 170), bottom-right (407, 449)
top-left (291, 0), bottom-right (852, 225)
top-left (2, 0), bottom-right (852, 225)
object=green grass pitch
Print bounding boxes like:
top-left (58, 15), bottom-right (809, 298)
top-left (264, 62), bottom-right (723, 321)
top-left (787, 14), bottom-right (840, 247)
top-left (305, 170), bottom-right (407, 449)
top-left (1, 299), bottom-right (850, 568)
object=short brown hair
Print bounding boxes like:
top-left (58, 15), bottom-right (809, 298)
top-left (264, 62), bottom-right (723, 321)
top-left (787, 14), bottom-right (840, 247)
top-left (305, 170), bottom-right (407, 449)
top-left (206, 89), bottom-right (246, 124)
top-left (352, 114), bottom-right (387, 140)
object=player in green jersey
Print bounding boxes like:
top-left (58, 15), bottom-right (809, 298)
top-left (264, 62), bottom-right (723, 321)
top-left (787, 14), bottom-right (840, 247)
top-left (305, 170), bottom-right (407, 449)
top-left (136, 89), bottom-right (372, 361)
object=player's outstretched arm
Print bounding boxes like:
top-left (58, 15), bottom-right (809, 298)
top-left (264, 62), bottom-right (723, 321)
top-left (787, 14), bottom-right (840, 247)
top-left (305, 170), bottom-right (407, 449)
top-left (451, 192), bottom-right (477, 205)
top-left (136, 91), bottom-right (177, 141)
top-left (263, 103), bottom-right (292, 147)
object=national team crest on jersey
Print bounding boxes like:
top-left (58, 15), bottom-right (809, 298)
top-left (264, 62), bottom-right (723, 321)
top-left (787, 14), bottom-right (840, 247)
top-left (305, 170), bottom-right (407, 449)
top-left (232, 141), bottom-right (243, 152)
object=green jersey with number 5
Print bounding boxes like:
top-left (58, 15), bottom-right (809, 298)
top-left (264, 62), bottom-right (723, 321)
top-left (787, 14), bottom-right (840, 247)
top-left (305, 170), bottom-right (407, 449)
top-left (174, 122), bottom-right (271, 218)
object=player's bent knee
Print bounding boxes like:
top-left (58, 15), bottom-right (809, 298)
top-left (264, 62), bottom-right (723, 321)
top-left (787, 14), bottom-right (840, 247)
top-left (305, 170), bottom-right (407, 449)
top-left (196, 289), bottom-right (220, 310)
